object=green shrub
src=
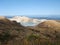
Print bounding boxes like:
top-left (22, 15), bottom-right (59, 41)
top-left (27, 34), bottom-right (40, 41)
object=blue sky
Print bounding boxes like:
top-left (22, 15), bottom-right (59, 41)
top-left (0, 0), bottom-right (60, 16)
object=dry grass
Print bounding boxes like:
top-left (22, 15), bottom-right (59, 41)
top-left (0, 17), bottom-right (60, 45)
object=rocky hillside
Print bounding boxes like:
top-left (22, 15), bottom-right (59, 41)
top-left (36, 20), bottom-right (60, 28)
top-left (0, 17), bottom-right (60, 45)
top-left (0, 17), bottom-right (33, 41)
top-left (30, 20), bottom-right (60, 39)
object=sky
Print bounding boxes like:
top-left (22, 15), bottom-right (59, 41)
top-left (0, 0), bottom-right (60, 16)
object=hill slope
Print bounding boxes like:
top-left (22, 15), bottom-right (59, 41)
top-left (32, 20), bottom-right (60, 39)
top-left (0, 17), bottom-right (60, 45)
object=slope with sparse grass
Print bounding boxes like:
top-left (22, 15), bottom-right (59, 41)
top-left (0, 17), bottom-right (60, 45)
